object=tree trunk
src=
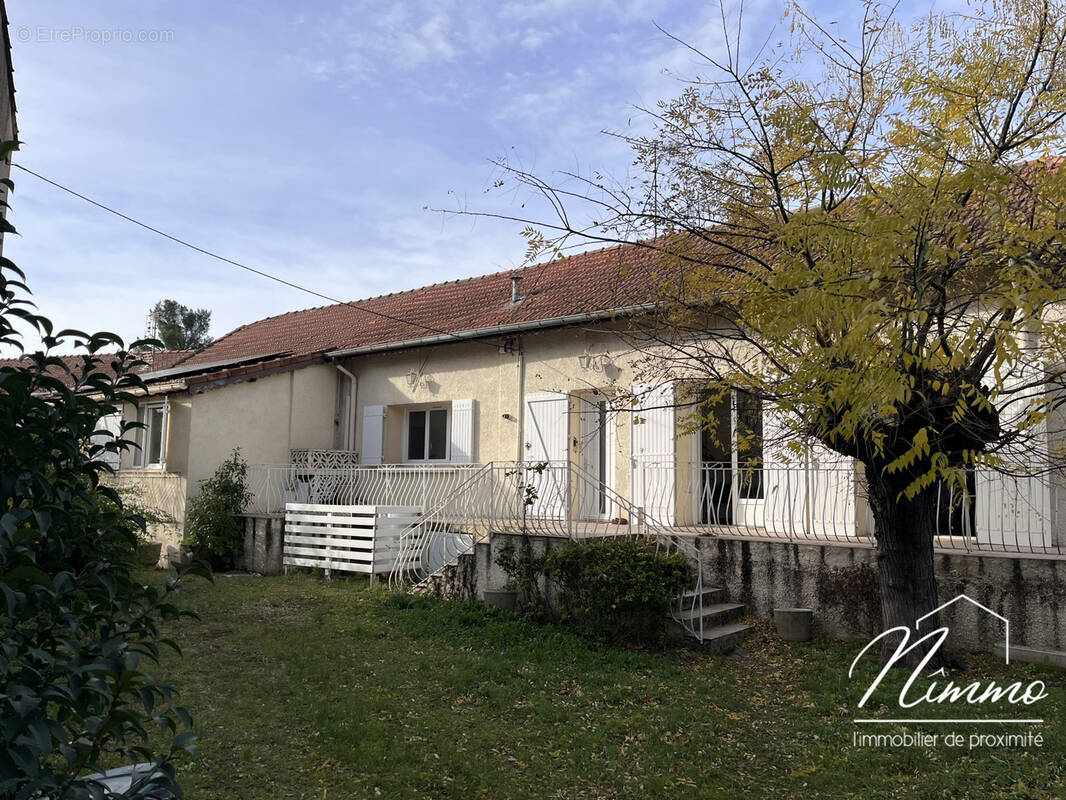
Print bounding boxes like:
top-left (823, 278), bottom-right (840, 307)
top-left (864, 466), bottom-right (945, 668)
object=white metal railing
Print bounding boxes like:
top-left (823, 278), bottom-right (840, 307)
top-left (249, 460), bottom-right (1061, 556)
top-left (676, 461), bottom-right (863, 541)
top-left (244, 463), bottom-right (484, 516)
top-left (637, 461), bottom-right (1060, 555)
top-left (387, 464), bottom-right (496, 590)
top-left (290, 448), bottom-right (361, 470)
top-left (929, 471), bottom-right (1058, 554)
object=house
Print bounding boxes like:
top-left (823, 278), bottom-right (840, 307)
top-left (117, 242), bottom-right (1057, 543)
top-left (101, 237), bottom-right (1066, 652)
top-left (113, 244), bottom-right (671, 555)
top-left (0, 350), bottom-right (196, 546)
top-left (111, 242), bottom-right (1056, 538)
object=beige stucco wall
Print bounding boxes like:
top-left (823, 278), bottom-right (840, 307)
top-left (344, 323), bottom-right (645, 494)
top-left (183, 365), bottom-right (336, 492)
top-left (348, 340), bottom-right (519, 464)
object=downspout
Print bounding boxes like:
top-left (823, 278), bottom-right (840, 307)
top-left (515, 342), bottom-right (526, 463)
top-left (336, 364), bottom-right (359, 451)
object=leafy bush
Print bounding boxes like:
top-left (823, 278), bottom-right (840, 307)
top-left (544, 537), bottom-right (693, 647)
top-left (0, 162), bottom-right (205, 799)
top-left (183, 449), bottom-right (251, 564)
top-left (494, 535), bottom-right (547, 612)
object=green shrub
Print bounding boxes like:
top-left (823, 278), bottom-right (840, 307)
top-left (0, 160), bottom-right (205, 799)
top-left (544, 537), bottom-right (693, 648)
top-left (183, 449), bottom-right (252, 565)
top-left (494, 535), bottom-right (547, 613)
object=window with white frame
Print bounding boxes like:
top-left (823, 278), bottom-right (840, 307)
top-left (405, 406), bottom-right (449, 461)
top-left (735, 390), bottom-right (763, 499)
top-left (133, 403), bottom-right (167, 468)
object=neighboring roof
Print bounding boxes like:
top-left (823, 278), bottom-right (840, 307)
top-left (139, 349), bottom-right (196, 372)
top-left (179, 241), bottom-right (665, 370)
top-left (0, 350), bottom-right (195, 389)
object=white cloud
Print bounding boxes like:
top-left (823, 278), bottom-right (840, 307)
top-left (519, 28), bottom-right (552, 51)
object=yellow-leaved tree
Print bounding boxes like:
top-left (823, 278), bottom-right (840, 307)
top-left (484, 0), bottom-right (1066, 664)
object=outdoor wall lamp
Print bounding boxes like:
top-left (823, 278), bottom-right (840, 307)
top-left (406, 371), bottom-right (419, 386)
top-left (579, 350), bottom-right (616, 376)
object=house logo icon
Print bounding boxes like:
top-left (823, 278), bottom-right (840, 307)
top-left (915, 594), bottom-right (1011, 664)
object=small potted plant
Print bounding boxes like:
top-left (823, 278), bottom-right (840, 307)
top-left (489, 534), bottom-right (547, 613)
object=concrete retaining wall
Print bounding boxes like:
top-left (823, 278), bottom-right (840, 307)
top-left (702, 535), bottom-right (1066, 652)
top-left (452, 532), bottom-right (1066, 654)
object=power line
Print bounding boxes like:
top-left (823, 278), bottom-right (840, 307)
top-left (12, 162), bottom-right (503, 351)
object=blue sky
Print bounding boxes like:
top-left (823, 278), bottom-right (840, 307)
top-left (3, 0), bottom-right (948, 352)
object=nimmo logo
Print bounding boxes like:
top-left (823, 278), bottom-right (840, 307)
top-left (847, 594), bottom-right (1049, 749)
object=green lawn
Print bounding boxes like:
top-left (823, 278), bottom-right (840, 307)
top-left (151, 572), bottom-right (1066, 799)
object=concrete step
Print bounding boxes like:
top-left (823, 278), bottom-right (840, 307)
top-left (671, 601), bottom-right (746, 627)
top-left (698, 622), bottom-right (753, 655)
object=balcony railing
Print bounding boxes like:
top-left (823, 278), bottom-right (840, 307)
top-left (247, 459), bottom-right (1061, 556)
top-left (289, 448), bottom-right (361, 470)
top-left (648, 461), bottom-right (1059, 554)
top-left (245, 462), bottom-right (484, 516)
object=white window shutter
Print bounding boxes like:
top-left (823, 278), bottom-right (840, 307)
top-left (630, 383), bottom-right (676, 525)
top-left (361, 405), bottom-right (385, 465)
top-left (450, 399), bottom-right (475, 463)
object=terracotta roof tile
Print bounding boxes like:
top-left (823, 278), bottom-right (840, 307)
top-left (0, 350), bottom-right (196, 389)
top-left (181, 242), bottom-right (667, 367)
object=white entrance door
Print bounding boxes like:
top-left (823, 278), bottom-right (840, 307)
top-left (630, 383), bottom-right (676, 525)
top-left (524, 392), bottom-right (570, 519)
